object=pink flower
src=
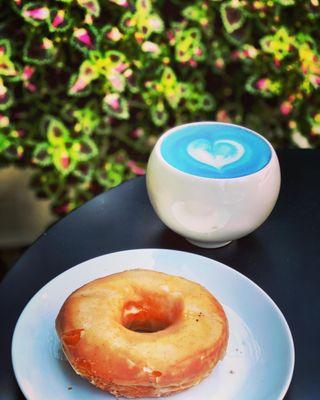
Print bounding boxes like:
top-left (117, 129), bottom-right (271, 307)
top-left (26, 82), bottom-right (37, 92)
top-left (74, 29), bottom-right (93, 48)
top-left (215, 58), bottom-right (224, 69)
top-left (142, 41), bottom-right (160, 54)
top-left (24, 7), bottom-right (49, 20)
top-left (256, 78), bottom-right (268, 90)
top-left (216, 109), bottom-right (230, 123)
top-left (70, 77), bottom-right (88, 94)
top-left (115, 62), bottom-right (128, 73)
top-left (106, 27), bottom-right (122, 41)
top-left (280, 101), bottom-right (292, 116)
top-left (109, 0), bottom-right (128, 7)
top-left (109, 74), bottom-right (123, 91)
top-left (84, 0), bottom-right (97, 12)
top-left (127, 160), bottom-right (145, 175)
top-left (52, 10), bottom-right (65, 28)
top-left (309, 75), bottom-right (320, 87)
top-left (104, 94), bottom-right (120, 110)
top-left (149, 16), bottom-right (162, 30)
top-left (130, 128), bottom-right (144, 139)
top-left (0, 114), bottom-right (9, 127)
top-left (42, 38), bottom-right (53, 50)
top-left (23, 66), bottom-right (35, 80)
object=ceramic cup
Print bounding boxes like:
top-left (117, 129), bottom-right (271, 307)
top-left (146, 122), bottom-right (281, 248)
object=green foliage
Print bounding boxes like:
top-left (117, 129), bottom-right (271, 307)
top-left (0, 0), bottom-right (320, 215)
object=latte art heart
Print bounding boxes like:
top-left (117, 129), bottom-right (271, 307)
top-left (187, 139), bottom-right (245, 169)
top-left (160, 123), bottom-right (272, 178)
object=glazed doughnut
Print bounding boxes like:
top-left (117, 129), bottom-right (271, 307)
top-left (56, 269), bottom-right (228, 398)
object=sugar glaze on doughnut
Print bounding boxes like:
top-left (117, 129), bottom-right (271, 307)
top-left (56, 269), bottom-right (229, 398)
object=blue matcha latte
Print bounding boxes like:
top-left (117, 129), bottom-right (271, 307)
top-left (160, 123), bottom-right (271, 179)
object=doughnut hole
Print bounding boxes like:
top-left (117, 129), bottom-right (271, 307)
top-left (121, 292), bottom-right (183, 333)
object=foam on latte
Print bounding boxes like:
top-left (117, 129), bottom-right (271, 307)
top-left (160, 123), bottom-right (271, 178)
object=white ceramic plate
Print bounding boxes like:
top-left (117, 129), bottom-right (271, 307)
top-left (12, 249), bottom-right (294, 400)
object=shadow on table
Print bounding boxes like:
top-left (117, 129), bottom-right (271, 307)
top-left (156, 227), bottom-right (271, 274)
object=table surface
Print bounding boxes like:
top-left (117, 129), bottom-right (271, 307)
top-left (0, 149), bottom-right (319, 400)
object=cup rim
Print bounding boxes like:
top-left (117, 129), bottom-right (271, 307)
top-left (154, 121), bottom-right (277, 181)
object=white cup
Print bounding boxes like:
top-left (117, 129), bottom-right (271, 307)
top-left (146, 122), bottom-right (281, 248)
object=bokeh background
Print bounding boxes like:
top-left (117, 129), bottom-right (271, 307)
top-left (0, 0), bottom-right (319, 273)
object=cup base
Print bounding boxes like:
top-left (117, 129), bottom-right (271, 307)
top-left (186, 239), bottom-right (232, 249)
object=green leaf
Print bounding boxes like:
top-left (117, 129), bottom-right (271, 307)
top-left (245, 76), bottom-right (282, 98)
top-left (77, 0), bottom-right (100, 17)
top-left (108, 72), bottom-right (126, 92)
top-left (71, 138), bottom-right (98, 161)
top-left (32, 143), bottom-right (52, 166)
top-left (71, 26), bottom-right (98, 54)
top-left (0, 132), bottom-right (10, 152)
top-left (68, 60), bottom-right (98, 96)
top-left (47, 117), bottom-right (69, 145)
top-left (224, 23), bottom-right (251, 46)
top-left (119, 12), bottom-right (136, 33)
top-left (0, 40), bottom-right (12, 57)
top-left (52, 146), bottom-right (76, 175)
top-left (201, 93), bottom-right (216, 111)
top-left (23, 36), bottom-right (56, 65)
top-left (73, 105), bottom-right (100, 135)
top-left (103, 93), bottom-right (129, 119)
top-left (185, 92), bottom-right (207, 112)
top-left (136, 0), bottom-right (152, 13)
top-left (141, 41), bottom-right (161, 57)
top-left (73, 161), bottom-right (94, 182)
top-left (3, 143), bottom-right (24, 160)
top-left (0, 81), bottom-right (13, 111)
top-left (275, 0), bottom-right (295, 4)
top-left (144, 14), bottom-right (164, 35)
top-left (11, 0), bottom-right (24, 11)
top-left (0, 40), bottom-right (18, 78)
top-left (68, 73), bottom-right (92, 97)
top-left (260, 27), bottom-right (295, 61)
top-left (124, 68), bottom-right (139, 93)
top-left (30, 171), bottom-right (65, 199)
top-left (48, 8), bottom-right (71, 32)
top-left (0, 58), bottom-right (18, 77)
top-left (150, 101), bottom-right (168, 126)
top-left (22, 3), bottom-right (50, 26)
top-left (182, 4), bottom-right (209, 25)
top-left (175, 28), bottom-right (202, 63)
top-left (100, 25), bottom-right (123, 46)
top-left (96, 162), bottom-right (126, 188)
top-left (221, 2), bottom-right (245, 34)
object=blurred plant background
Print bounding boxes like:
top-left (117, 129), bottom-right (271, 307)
top-left (0, 0), bottom-right (320, 217)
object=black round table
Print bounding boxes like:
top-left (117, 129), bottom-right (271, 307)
top-left (1, 149), bottom-right (319, 399)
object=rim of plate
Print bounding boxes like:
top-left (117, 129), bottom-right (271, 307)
top-left (11, 248), bottom-right (295, 400)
